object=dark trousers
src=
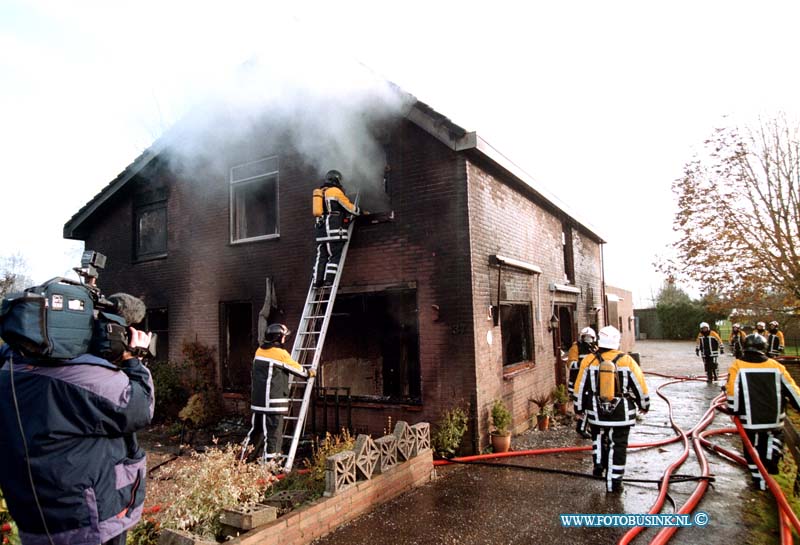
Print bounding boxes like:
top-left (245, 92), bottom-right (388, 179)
top-left (243, 412), bottom-right (284, 461)
top-left (590, 424), bottom-right (631, 490)
top-left (313, 240), bottom-right (345, 287)
top-left (743, 428), bottom-right (783, 490)
top-left (702, 356), bottom-right (718, 381)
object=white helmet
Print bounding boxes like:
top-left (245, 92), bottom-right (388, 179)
top-left (597, 326), bottom-right (621, 350)
top-left (580, 327), bottom-right (596, 341)
top-left (699, 322), bottom-right (709, 330)
top-left (732, 323), bottom-right (741, 329)
top-left (757, 321), bottom-right (766, 329)
top-left (769, 320), bottom-right (779, 328)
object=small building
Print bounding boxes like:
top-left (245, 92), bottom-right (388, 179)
top-left (64, 86), bottom-right (608, 451)
top-left (605, 285), bottom-right (635, 353)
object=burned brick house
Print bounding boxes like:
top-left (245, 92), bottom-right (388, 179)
top-left (64, 91), bottom-right (607, 452)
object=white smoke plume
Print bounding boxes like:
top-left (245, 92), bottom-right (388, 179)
top-left (159, 25), bottom-right (415, 205)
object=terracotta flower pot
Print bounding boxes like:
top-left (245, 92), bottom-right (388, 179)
top-left (491, 432), bottom-right (511, 453)
top-left (537, 414), bottom-right (550, 431)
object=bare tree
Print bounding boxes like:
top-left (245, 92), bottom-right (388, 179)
top-left (663, 114), bottom-right (800, 316)
top-left (0, 252), bottom-right (33, 298)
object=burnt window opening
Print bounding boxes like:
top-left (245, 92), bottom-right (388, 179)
top-left (500, 302), bottom-right (534, 366)
top-left (354, 140), bottom-right (394, 224)
top-left (562, 222), bottom-right (575, 284)
top-left (230, 157), bottom-right (279, 243)
top-left (320, 288), bottom-right (420, 403)
top-left (136, 307), bottom-right (169, 362)
top-left (134, 201), bottom-right (167, 261)
top-left (220, 301), bottom-right (253, 393)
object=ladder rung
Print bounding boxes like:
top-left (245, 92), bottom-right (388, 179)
top-left (298, 331), bottom-right (320, 335)
top-left (303, 315), bottom-right (326, 320)
top-left (284, 416), bottom-right (299, 421)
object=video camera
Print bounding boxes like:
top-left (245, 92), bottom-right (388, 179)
top-left (0, 250), bottom-right (157, 362)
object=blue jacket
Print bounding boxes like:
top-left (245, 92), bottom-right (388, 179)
top-left (0, 345), bottom-right (154, 545)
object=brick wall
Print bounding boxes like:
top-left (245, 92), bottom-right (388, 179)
top-left (81, 120), bottom-right (477, 444)
top-left (465, 160), bottom-right (604, 447)
top-left (232, 450), bottom-right (434, 545)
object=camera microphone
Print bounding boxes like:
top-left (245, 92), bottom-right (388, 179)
top-left (106, 293), bottom-right (146, 326)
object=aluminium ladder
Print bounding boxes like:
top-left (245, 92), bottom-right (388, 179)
top-left (281, 199), bottom-right (358, 472)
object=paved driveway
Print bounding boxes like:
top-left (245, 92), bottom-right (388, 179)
top-left (312, 340), bottom-right (767, 545)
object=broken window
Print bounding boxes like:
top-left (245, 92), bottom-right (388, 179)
top-left (320, 288), bottom-right (420, 403)
top-left (136, 307), bottom-right (169, 361)
top-left (562, 222), bottom-right (575, 284)
top-left (230, 157), bottom-right (279, 243)
top-left (500, 302), bottom-right (534, 365)
top-left (134, 201), bottom-right (167, 260)
top-left (220, 301), bottom-right (253, 392)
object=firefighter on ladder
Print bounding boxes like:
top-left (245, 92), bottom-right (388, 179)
top-left (312, 170), bottom-right (360, 288)
top-left (724, 333), bottom-right (800, 490)
top-left (242, 324), bottom-right (315, 463)
top-left (573, 326), bottom-right (650, 492)
top-left (568, 326), bottom-right (597, 438)
top-left (766, 320), bottom-right (785, 358)
top-left (729, 322), bottom-right (746, 359)
top-left (696, 322), bottom-right (723, 383)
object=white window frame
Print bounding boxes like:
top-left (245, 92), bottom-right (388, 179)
top-left (229, 156), bottom-right (280, 244)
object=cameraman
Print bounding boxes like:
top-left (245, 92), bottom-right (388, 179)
top-left (0, 300), bottom-right (154, 545)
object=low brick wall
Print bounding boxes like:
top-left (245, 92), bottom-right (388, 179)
top-left (231, 449), bottom-right (434, 545)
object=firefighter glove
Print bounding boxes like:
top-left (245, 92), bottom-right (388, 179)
top-left (308, 369), bottom-right (316, 378)
top-left (695, 348), bottom-right (700, 356)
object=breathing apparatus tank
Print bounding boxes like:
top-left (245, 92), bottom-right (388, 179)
top-left (598, 356), bottom-right (618, 403)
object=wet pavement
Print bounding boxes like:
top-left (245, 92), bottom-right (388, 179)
top-left (311, 340), bottom-right (774, 545)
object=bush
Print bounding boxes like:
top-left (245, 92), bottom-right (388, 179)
top-left (491, 400), bottom-right (512, 435)
top-left (155, 443), bottom-right (276, 539)
top-left (148, 360), bottom-right (189, 423)
top-left (552, 384), bottom-right (569, 404)
top-left (432, 406), bottom-right (469, 458)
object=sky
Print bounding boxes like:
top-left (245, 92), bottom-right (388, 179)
top-left (2, 0), bottom-right (799, 307)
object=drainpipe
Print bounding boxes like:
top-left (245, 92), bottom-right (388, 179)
top-left (600, 244), bottom-right (608, 328)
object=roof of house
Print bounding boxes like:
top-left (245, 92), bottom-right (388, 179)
top-left (63, 95), bottom-right (605, 243)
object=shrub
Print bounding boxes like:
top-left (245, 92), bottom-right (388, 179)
top-left (491, 399), bottom-right (512, 436)
top-left (552, 384), bottom-right (569, 404)
top-left (432, 406), bottom-right (469, 458)
top-left (155, 443), bottom-right (276, 539)
top-left (1, 488), bottom-right (20, 545)
top-left (148, 360), bottom-right (189, 423)
top-left (303, 430), bottom-right (355, 497)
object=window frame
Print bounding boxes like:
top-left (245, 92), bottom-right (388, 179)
top-left (229, 156), bottom-right (280, 244)
top-left (499, 301), bottom-right (535, 367)
top-left (133, 200), bottom-right (168, 262)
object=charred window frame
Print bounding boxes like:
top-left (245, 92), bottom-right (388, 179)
top-left (133, 200), bottom-right (167, 261)
top-left (137, 307), bottom-right (169, 361)
top-left (562, 222), bottom-right (575, 284)
top-left (319, 287), bottom-right (421, 404)
top-left (500, 302), bottom-right (534, 366)
top-left (230, 156), bottom-right (279, 243)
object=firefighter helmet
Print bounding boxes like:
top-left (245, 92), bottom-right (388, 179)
top-left (743, 333), bottom-right (767, 355)
top-left (580, 327), bottom-right (596, 342)
top-left (324, 169), bottom-right (343, 187)
top-left (732, 323), bottom-right (741, 330)
top-left (769, 320), bottom-right (779, 328)
top-left (756, 321), bottom-right (766, 329)
top-left (265, 323), bottom-right (291, 343)
top-left (597, 326), bottom-right (621, 350)
top-left (699, 322), bottom-right (710, 330)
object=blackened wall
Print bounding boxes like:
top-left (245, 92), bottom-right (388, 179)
top-left (80, 118), bottom-right (477, 445)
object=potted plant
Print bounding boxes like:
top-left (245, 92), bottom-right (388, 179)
top-left (529, 392), bottom-right (554, 431)
top-left (490, 399), bottom-right (513, 453)
top-left (552, 384), bottom-right (570, 415)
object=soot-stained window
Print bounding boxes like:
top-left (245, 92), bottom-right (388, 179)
top-left (134, 201), bottom-right (167, 260)
top-left (319, 288), bottom-right (420, 403)
top-left (230, 156), bottom-right (279, 243)
top-left (500, 302), bottom-right (534, 366)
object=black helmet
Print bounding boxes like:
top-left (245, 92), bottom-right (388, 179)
top-left (743, 333), bottom-right (767, 355)
top-left (324, 169), bottom-right (343, 187)
top-left (265, 323), bottom-right (291, 343)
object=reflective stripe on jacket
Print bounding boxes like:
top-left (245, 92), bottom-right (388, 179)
top-left (573, 349), bottom-right (650, 426)
top-left (725, 357), bottom-right (800, 429)
top-left (250, 346), bottom-right (307, 413)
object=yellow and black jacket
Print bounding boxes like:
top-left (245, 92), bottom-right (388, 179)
top-left (313, 185), bottom-right (360, 242)
top-left (573, 349), bottom-right (650, 426)
top-left (250, 345), bottom-right (308, 414)
top-left (767, 330), bottom-right (786, 357)
top-left (567, 341), bottom-right (595, 395)
top-left (696, 331), bottom-right (723, 356)
top-left (729, 329), bottom-right (746, 348)
top-left (725, 355), bottom-right (800, 430)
